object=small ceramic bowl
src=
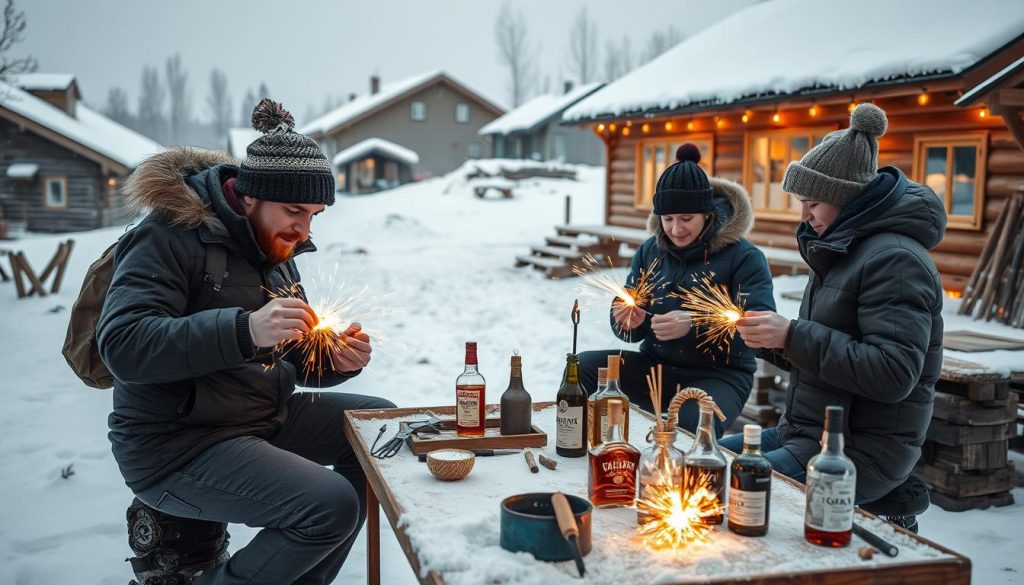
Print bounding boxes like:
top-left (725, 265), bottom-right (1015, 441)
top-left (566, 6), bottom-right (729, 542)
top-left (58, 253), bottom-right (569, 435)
top-left (426, 449), bottom-right (475, 481)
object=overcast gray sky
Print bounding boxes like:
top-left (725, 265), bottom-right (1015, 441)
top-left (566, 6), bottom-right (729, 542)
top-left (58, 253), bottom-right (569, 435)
top-left (19, 0), bottom-right (756, 124)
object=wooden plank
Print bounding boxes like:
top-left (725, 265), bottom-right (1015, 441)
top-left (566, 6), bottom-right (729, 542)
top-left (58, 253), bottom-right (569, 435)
top-left (928, 489), bottom-right (1015, 512)
top-left (932, 391), bottom-right (1017, 425)
top-left (923, 440), bottom-right (1009, 474)
top-left (14, 252), bottom-right (47, 297)
top-left (367, 483), bottom-right (380, 585)
top-left (940, 356), bottom-right (1008, 383)
top-left (403, 418), bottom-right (547, 455)
top-left (915, 462), bottom-right (1016, 498)
top-left (926, 418), bottom-right (1014, 446)
top-left (529, 245), bottom-right (582, 260)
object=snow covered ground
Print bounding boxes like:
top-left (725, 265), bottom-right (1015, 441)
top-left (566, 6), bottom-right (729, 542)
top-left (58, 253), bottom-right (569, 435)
top-left (0, 161), bottom-right (1021, 584)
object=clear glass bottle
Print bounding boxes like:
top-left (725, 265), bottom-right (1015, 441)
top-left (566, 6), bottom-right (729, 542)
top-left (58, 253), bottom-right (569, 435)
top-left (500, 354), bottom-right (532, 435)
top-left (593, 355), bottom-right (630, 447)
top-left (588, 399), bottom-right (641, 508)
top-left (637, 429), bottom-right (685, 526)
top-left (555, 353), bottom-right (587, 457)
top-left (684, 403), bottom-right (728, 525)
top-left (455, 341), bottom-right (486, 437)
top-left (728, 424), bottom-right (772, 537)
top-left (805, 406), bottom-right (856, 547)
top-left (586, 367), bottom-right (608, 449)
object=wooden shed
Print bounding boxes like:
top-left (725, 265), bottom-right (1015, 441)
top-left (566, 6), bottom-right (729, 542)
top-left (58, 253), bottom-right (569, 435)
top-left (556, 0), bottom-right (1024, 293)
top-left (332, 138), bottom-right (418, 194)
top-left (0, 74), bottom-right (162, 234)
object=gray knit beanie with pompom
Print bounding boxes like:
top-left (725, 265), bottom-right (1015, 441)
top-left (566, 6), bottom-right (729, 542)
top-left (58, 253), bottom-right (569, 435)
top-left (782, 103), bottom-right (888, 207)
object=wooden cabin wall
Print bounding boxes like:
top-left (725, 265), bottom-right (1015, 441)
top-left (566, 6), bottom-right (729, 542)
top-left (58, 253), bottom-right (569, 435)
top-left (601, 89), bottom-right (1023, 292)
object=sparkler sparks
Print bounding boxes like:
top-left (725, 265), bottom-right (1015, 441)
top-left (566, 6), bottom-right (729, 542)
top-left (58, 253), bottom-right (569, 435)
top-left (573, 254), bottom-right (664, 332)
top-left (636, 475), bottom-right (725, 549)
top-left (670, 273), bottom-right (745, 354)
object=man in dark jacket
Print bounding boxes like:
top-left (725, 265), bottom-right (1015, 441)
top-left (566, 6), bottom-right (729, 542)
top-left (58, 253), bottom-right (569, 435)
top-left (97, 100), bottom-right (395, 584)
top-left (731, 103), bottom-right (945, 503)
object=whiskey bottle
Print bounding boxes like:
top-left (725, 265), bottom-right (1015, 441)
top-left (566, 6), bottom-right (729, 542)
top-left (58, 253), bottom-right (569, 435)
top-left (500, 354), bottom-right (532, 435)
top-left (555, 353), bottom-right (587, 457)
top-left (588, 399), bottom-right (640, 508)
top-left (684, 403), bottom-right (728, 525)
top-left (728, 424), bottom-right (772, 536)
top-left (805, 406), bottom-right (856, 547)
top-left (586, 367), bottom-right (608, 449)
top-left (455, 341), bottom-right (486, 437)
top-left (592, 355), bottom-right (630, 447)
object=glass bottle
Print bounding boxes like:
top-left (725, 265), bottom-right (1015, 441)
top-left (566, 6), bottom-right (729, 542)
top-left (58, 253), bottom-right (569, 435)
top-left (684, 403), bottom-right (728, 525)
top-left (805, 406), bottom-right (856, 547)
top-left (588, 398), bottom-right (641, 508)
top-left (455, 341), bottom-right (486, 437)
top-left (637, 429), bottom-right (685, 526)
top-left (728, 424), bottom-right (772, 536)
top-left (586, 367), bottom-right (608, 449)
top-left (500, 354), bottom-right (532, 435)
top-left (593, 355), bottom-right (630, 447)
top-left (555, 353), bottom-right (587, 457)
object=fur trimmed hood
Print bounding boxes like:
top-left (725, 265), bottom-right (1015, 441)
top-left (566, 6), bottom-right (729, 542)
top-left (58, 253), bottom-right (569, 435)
top-left (122, 147), bottom-right (238, 229)
top-left (646, 176), bottom-right (754, 254)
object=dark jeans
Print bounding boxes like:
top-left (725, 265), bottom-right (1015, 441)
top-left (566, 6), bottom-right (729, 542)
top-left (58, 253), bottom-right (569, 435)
top-left (134, 391), bottom-right (395, 585)
top-left (719, 427), bottom-right (806, 483)
top-left (579, 349), bottom-right (751, 437)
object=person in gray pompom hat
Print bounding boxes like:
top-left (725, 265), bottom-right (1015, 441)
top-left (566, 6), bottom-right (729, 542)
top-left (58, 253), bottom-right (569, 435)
top-left (726, 102), bottom-right (948, 506)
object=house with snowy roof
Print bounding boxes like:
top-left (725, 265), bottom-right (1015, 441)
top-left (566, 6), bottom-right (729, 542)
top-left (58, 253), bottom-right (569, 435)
top-left (479, 82), bottom-right (604, 165)
top-left (0, 73), bottom-right (163, 234)
top-left (300, 71), bottom-right (503, 183)
top-left (226, 127), bottom-right (261, 160)
top-left (535, 0), bottom-right (1024, 292)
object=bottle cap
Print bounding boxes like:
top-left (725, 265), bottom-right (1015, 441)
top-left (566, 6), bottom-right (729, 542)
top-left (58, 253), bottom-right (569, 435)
top-left (606, 355), bottom-right (621, 379)
top-left (825, 405), bottom-right (844, 434)
top-left (510, 354), bottom-right (521, 367)
top-left (743, 424), bottom-right (761, 446)
top-left (597, 367), bottom-right (608, 386)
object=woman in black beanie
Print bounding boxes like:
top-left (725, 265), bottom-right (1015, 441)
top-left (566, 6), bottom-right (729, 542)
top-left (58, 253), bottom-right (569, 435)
top-left (579, 144), bottom-right (775, 436)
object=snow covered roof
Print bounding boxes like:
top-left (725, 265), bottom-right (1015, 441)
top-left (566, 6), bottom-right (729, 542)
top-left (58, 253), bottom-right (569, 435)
top-left (299, 70), bottom-right (503, 136)
top-left (564, 0), bottom-right (1024, 122)
top-left (479, 83), bottom-right (602, 136)
top-left (13, 73), bottom-right (78, 92)
top-left (6, 163), bottom-right (38, 178)
top-left (0, 80), bottom-right (163, 169)
top-left (227, 127), bottom-right (261, 160)
top-left (332, 138), bottom-right (419, 167)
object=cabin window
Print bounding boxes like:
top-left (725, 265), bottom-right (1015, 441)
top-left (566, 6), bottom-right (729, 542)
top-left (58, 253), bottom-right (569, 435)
top-left (552, 133), bottom-right (568, 161)
top-left (468, 142), bottom-right (481, 159)
top-left (913, 134), bottom-right (987, 230)
top-left (743, 127), bottom-right (834, 220)
top-left (634, 136), bottom-right (713, 210)
top-left (384, 161), bottom-right (399, 185)
top-left (410, 101), bottom-right (427, 122)
top-left (357, 158), bottom-right (376, 188)
top-left (44, 177), bottom-right (68, 209)
top-left (455, 103), bottom-right (470, 124)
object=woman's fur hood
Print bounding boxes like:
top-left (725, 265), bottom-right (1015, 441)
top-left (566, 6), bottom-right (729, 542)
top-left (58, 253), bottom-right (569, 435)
top-left (646, 176), bottom-right (754, 254)
top-left (122, 147), bottom-right (238, 229)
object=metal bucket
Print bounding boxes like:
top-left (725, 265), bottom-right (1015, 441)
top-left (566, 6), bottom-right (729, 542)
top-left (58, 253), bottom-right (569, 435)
top-left (499, 492), bottom-right (593, 562)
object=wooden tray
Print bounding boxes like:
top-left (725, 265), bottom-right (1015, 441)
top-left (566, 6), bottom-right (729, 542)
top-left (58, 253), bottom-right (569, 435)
top-left (401, 416), bottom-right (547, 455)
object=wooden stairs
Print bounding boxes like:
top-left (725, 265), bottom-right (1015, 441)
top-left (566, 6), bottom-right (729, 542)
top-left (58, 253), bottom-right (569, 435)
top-left (515, 224), bottom-right (648, 278)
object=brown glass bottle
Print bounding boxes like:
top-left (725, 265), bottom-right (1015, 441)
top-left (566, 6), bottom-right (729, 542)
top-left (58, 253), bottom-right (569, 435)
top-left (590, 355), bottom-right (629, 448)
top-left (728, 424), bottom-right (772, 536)
top-left (684, 404), bottom-right (728, 525)
top-left (555, 353), bottom-right (587, 457)
top-left (586, 367), bottom-right (607, 449)
top-left (455, 341), bottom-right (486, 437)
top-left (805, 406), bottom-right (856, 547)
top-left (500, 354), bottom-right (532, 435)
top-left (588, 399), bottom-right (640, 508)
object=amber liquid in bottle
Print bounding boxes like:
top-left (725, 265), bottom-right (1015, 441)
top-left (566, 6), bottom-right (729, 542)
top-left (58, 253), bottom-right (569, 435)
top-left (456, 341), bottom-right (486, 437)
top-left (684, 405), bottom-right (728, 525)
top-left (588, 399), bottom-right (640, 508)
top-left (728, 424), bottom-right (772, 537)
top-left (805, 406), bottom-right (856, 547)
top-left (591, 355), bottom-right (630, 448)
top-left (586, 367), bottom-right (607, 449)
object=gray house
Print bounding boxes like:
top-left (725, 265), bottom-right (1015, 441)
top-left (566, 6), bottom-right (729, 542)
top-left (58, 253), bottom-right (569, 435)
top-left (300, 71), bottom-right (504, 180)
top-left (0, 74), bottom-right (162, 234)
top-left (479, 82), bottom-right (604, 165)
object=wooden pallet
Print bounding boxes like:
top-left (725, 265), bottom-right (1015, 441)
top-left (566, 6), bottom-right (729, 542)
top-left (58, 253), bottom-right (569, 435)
top-left (928, 490), bottom-right (1015, 512)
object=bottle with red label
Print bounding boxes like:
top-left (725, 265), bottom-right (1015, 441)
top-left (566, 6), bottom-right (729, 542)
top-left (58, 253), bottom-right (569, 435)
top-left (456, 341), bottom-right (486, 437)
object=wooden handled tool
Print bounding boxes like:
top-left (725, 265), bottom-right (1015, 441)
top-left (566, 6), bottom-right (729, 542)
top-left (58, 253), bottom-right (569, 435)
top-left (551, 492), bottom-right (586, 577)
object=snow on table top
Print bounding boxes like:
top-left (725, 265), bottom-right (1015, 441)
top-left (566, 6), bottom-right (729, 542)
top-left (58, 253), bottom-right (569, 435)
top-left (564, 0), bottom-right (1024, 121)
top-left (479, 83), bottom-right (602, 136)
top-left (352, 406), bottom-right (958, 585)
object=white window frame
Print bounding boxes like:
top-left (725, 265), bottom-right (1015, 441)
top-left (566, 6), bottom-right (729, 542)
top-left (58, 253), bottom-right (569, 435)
top-left (411, 101), bottom-right (427, 122)
top-left (455, 103), bottom-right (470, 124)
top-left (44, 176), bottom-right (68, 209)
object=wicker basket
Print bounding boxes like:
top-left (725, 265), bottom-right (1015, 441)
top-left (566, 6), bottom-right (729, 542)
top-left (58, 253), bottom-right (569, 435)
top-left (426, 449), bottom-right (476, 481)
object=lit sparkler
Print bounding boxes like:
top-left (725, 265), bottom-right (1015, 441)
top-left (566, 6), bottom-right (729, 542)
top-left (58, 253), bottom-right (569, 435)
top-left (670, 273), bottom-right (745, 354)
top-left (573, 254), bottom-right (664, 331)
top-left (636, 474), bottom-right (725, 549)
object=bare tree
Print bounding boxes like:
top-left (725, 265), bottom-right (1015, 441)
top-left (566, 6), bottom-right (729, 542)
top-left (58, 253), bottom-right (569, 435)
top-left (165, 53), bottom-right (190, 144)
top-left (0, 0), bottom-right (36, 87)
top-left (257, 82), bottom-right (270, 100)
top-left (104, 87), bottom-right (132, 126)
top-left (642, 25), bottom-right (684, 63)
top-left (239, 87), bottom-right (258, 126)
top-left (494, 2), bottom-right (537, 107)
top-left (566, 5), bottom-right (598, 85)
top-left (603, 36), bottom-right (634, 82)
top-left (207, 68), bottom-right (231, 137)
top-left (138, 66), bottom-right (165, 143)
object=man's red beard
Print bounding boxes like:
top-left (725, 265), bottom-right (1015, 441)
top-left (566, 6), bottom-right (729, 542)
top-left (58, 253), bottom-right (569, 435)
top-left (253, 223), bottom-right (300, 264)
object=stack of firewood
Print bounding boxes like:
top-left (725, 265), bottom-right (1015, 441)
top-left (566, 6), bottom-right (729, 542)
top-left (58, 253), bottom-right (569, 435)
top-left (959, 191), bottom-right (1024, 327)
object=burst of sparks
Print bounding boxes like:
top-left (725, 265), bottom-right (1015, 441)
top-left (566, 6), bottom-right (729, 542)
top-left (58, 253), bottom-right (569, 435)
top-left (670, 273), bottom-right (746, 354)
top-left (573, 254), bottom-right (664, 331)
top-left (636, 476), bottom-right (724, 549)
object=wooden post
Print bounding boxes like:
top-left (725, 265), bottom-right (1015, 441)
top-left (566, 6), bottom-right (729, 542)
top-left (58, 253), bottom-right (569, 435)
top-left (564, 194), bottom-right (572, 225)
top-left (13, 251), bottom-right (48, 297)
top-left (367, 482), bottom-right (380, 585)
top-left (50, 239), bottom-right (74, 294)
top-left (10, 252), bottom-right (26, 298)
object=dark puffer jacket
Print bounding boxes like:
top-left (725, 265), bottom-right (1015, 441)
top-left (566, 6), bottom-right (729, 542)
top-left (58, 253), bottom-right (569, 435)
top-left (97, 148), bottom-right (358, 492)
top-left (613, 177), bottom-right (775, 375)
top-left (770, 166), bottom-right (946, 502)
